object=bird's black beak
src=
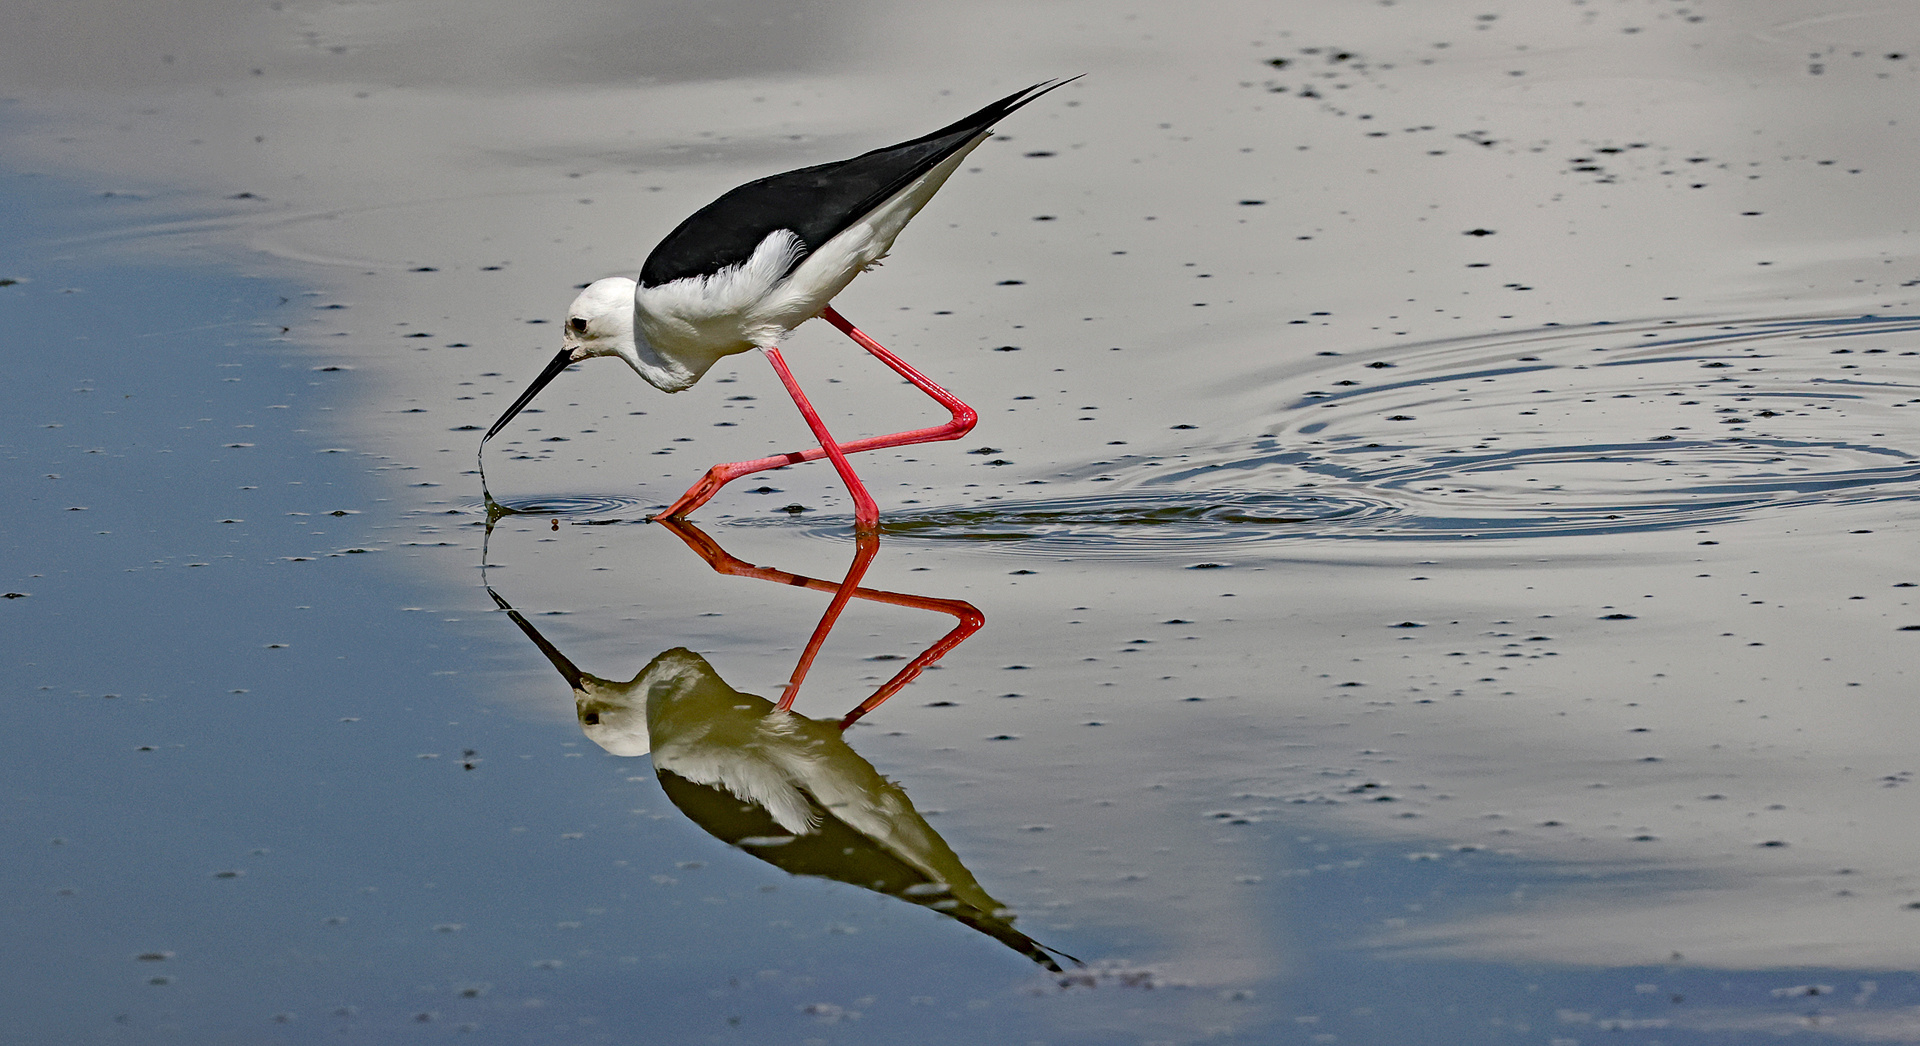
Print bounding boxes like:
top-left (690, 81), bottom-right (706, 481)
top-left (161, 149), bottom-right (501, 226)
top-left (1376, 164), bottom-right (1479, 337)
top-left (483, 347), bottom-right (577, 444)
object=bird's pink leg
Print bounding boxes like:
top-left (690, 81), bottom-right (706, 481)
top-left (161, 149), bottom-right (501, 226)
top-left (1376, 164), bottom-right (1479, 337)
top-left (653, 308), bottom-right (978, 520)
top-left (818, 306), bottom-right (979, 438)
top-left (759, 346), bottom-right (879, 530)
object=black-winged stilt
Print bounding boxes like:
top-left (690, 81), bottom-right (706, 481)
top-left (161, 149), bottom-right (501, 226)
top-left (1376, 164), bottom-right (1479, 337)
top-left (481, 78), bottom-right (1078, 528)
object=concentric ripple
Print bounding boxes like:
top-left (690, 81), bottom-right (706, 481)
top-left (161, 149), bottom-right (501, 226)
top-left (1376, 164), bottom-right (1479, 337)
top-left (777, 314), bottom-right (1920, 553)
top-left (475, 493), bottom-right (655, 523)
top-left (1207, 311), bottom-right (1920, 539)
top-left (1125, 434), bottom-right (1920, 540)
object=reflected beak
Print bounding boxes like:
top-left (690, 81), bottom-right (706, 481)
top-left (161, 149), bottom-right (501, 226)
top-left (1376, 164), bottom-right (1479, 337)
top-left (483, 347), bottom-right (578, 444)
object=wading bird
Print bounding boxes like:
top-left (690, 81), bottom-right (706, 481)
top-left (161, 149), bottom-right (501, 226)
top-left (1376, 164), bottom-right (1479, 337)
top-left (481, 78), bottom-right (1077, 528)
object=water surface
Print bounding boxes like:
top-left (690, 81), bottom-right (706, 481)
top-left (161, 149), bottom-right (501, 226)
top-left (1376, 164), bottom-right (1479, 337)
top-left (6, 0), bottom-right (1920, 1042)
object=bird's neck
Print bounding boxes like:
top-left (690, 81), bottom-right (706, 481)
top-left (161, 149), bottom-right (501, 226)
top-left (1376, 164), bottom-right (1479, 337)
top-left (616, 307), bottom-right (703, 393)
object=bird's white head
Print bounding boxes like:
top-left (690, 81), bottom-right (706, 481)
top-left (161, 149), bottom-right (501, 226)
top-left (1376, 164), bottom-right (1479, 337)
top-left (481, 276), bottom-right (643, 445)
top-left (561, 276), bottom-right (639, 364)
top-left (564, 275), bottom-right (703, 393)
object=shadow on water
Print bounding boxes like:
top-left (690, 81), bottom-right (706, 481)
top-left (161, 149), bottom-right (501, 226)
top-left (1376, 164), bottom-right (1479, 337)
top-left (716, 313), bottom-right (1920, 551)
top-left (484, 519), bottom-right (1073, 972)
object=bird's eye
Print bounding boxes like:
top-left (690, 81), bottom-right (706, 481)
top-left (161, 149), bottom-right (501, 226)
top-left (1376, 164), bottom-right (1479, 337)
top-left (568, 317), bottom-right (588, 334)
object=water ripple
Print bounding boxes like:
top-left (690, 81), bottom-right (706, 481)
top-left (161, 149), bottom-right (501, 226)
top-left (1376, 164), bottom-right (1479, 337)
top-left (774, 314), bottom-right (1920, 553)
top-left (473, 493), bottom-right (654, 522)
top-left (502, 316), bottom-right (1917, 554)
top-left (874, 490), bottom-right (1392, 553)
top-left (1203, 311), bottom-right (1920, 539)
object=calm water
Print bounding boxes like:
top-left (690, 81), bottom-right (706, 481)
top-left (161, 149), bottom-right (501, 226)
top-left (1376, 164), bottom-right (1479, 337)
top-left (6, 1), bottom-right (1920, 1042)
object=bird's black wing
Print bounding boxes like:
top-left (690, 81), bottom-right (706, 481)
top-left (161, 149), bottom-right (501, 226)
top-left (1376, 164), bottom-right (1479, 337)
top-left (638, 78), bottom-right (1078, 289)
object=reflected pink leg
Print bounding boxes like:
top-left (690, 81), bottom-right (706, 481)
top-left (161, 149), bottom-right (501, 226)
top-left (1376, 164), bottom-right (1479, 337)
top-left (653, 518), bottom-right (985, 723)
top-left (654, 308), bottom-right (978, 520)
top-left (773, 529), bottom-right (879, 711)
top-left (835, 595), bottom-right (983, 729)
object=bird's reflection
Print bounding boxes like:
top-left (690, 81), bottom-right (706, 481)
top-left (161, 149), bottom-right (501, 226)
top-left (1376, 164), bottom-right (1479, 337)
top-left (487, 519), bottom-right (1070, 970)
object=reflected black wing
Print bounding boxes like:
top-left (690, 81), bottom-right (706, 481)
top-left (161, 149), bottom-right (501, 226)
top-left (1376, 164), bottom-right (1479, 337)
top-left (638, 78), bottom-right (1078, 289)
top-left (657, 770), bottom-right (1070, 971)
